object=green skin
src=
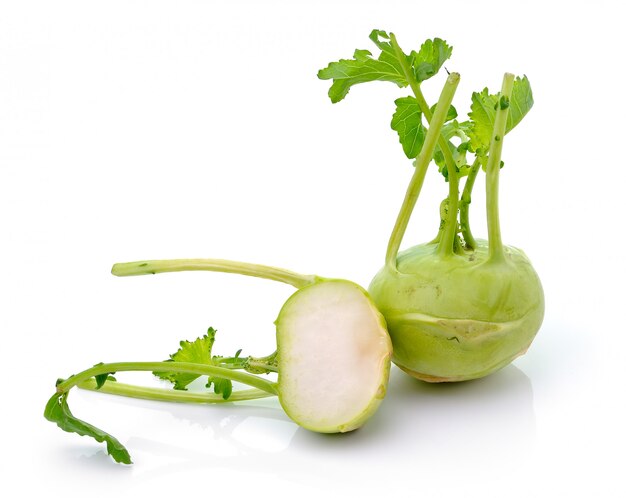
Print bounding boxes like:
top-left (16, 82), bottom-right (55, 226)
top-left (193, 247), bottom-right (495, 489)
top-left (369, 71), bottom-right (543, 382)
top-left (369, 240), bottom-right (544, 382)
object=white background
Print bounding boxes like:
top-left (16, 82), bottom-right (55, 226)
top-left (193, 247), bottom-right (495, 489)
top-left (2, 0), bottom-right (625, 496)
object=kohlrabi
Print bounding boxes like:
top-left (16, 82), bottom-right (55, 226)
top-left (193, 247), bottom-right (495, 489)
top-left (318, 30), bottom-right (544, 382)
top-left (45, 260), bottom-right (391, 463)
top-left (44, 29), bottom-right (544, 465)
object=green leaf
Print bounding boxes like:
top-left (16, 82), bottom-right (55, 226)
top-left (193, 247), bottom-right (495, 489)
top-left (154, 328), bottom-right (236, 399)
top-left (467, 89), bottom-right (499, 151)
top-left (430, 103), bottom-right (458, 122)
top-left (207, 377), bottom-right (233, 400)
top-left (92, 362), bottom-right (116, 389)
top-left (433, 149), bottom-right (446, 173)
top-left (508, 75), bottom-right (534, 132)
top-left (317, 29), bottom-right (409, 103)
top-left (391, 97), bottom-right (426, 159)
top-left (95, 374), bottom-right (116, 389)
top-left (410, 38), bottom-right (453, 83)
top-left (441, 119), bottom-right (472, 140)
top-left (433, 146), bottom-right (471, 181)
top-left (153, 328), bottom-right (218, 390)
top-left (433, 120), bottom-right (473, 181)
top-left (318, 31), bottom-right (453, 104)
top-left (468, 75), bottom-right (534, 152)
top-left (44, 391), bottom-right (132, 464)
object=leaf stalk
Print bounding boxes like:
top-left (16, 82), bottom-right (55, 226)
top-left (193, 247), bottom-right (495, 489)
top-left (385, 72), bottom-right (460, 268)
top-left (486, 73), bottom-right (515, 263)
top-left (77, 378), bottom-right (274, 403)
top-left (57, 361), bottom-right (279, 396)
top-left (389, 33), bottom-right (460, 257)
top-left (459, 157), bottom-right (481, 249)
top-left (112, 259), bottom-right (320, 289)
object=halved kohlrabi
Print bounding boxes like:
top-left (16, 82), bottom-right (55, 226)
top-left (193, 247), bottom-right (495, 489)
top-left (276, 280), bottom-right (391, 432)
top-left (45, 264), bottom-right (392, 464)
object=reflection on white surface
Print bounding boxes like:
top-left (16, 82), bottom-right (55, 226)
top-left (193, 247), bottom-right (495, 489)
top-left (230, 417), bottom-right (299, 452)
top-left (282, 364), bottom-right (536, 488)
top-left (378, 363), bottom-right (536, 457)
top-left (43, 363), bottom-right (535, 494)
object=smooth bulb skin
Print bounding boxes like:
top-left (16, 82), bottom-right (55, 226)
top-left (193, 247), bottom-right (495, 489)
top-left (369, 240), bottom-right (544, 382)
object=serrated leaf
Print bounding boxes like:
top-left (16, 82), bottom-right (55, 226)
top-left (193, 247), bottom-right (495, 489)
top-left (391, 96), bottom-right (426, 159)
top-left (467, 89), bottom-right (499, 151)
top-left (154, 328), bottom-right (237, 399)
top-left (317, 29), bottom-right (408, 103)
top-left (508, 75), bottom-right (533, 132)
top-left (410, 38), bottom-right (453, 83)
top-left (318, 32), bottom-right (453, 104)
top-left (468, 75), bottom-right (534, 152)
top-left (44, 392), bottom-right (132, 464)
top-left (153, 328), bottom-right (218, 390)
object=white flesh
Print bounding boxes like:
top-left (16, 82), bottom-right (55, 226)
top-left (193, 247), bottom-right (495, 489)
top-left (276, 280), bottom-right (391, 433)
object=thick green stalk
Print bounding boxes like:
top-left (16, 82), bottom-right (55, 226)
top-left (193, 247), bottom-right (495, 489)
top-left (57, 361), bottom-right (279, 396)
top-left (459, 157), bottom-right (481, 249)
top-left (437, 152), bottom-right (460, 257)
top-left (486, 73), bottom-right (515, 263)
top-left (112, 259), bottom-right (319, 289)
top-left (389, 33), bottom-right (460, 257)
top-left (77, 378), bottom-right (273, 403)
top-left (385, 72), bottom-right (460, 268)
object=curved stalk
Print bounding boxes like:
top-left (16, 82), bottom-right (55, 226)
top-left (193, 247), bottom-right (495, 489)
top-left (459, 157), bottom-right (481, 249)
top-left (77, 378), bottom-right (274, 403)
top-left (385, 72), bottom-right (460, 269)
top-left (57, 361), bottom-right (279, 396)
top-left (112, 259), bottom-right (320, 289)
top-left (486, 73), bottom-right (515, 263)
top-left (46, 362), bottom-right (278, 464)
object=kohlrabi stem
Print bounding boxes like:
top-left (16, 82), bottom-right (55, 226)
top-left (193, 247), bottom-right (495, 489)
top-left (459, 157), bottom-right (481, 250)
top-left (389, 33), bottom-right (461, 257)
top-left (385, 72), bottom-right (460, 269)
top-left (112, 259), bottom-right (319, 289)
top-left (77, 378), bottom-right (273, 403)
top-left (389, 34), bottom-right (431, 118)
top-left (437, 153), bottom-right (460, 257)
top-left (214, 351), bottom-right (279, 373)
top-left (486, 73), bottom-right (515, 263)
top-left (57, 361), bottom-right (279, 396)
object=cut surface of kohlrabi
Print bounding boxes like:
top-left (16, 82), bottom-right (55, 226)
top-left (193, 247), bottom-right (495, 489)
top-left (276, 280), bottom-right (392, 433)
